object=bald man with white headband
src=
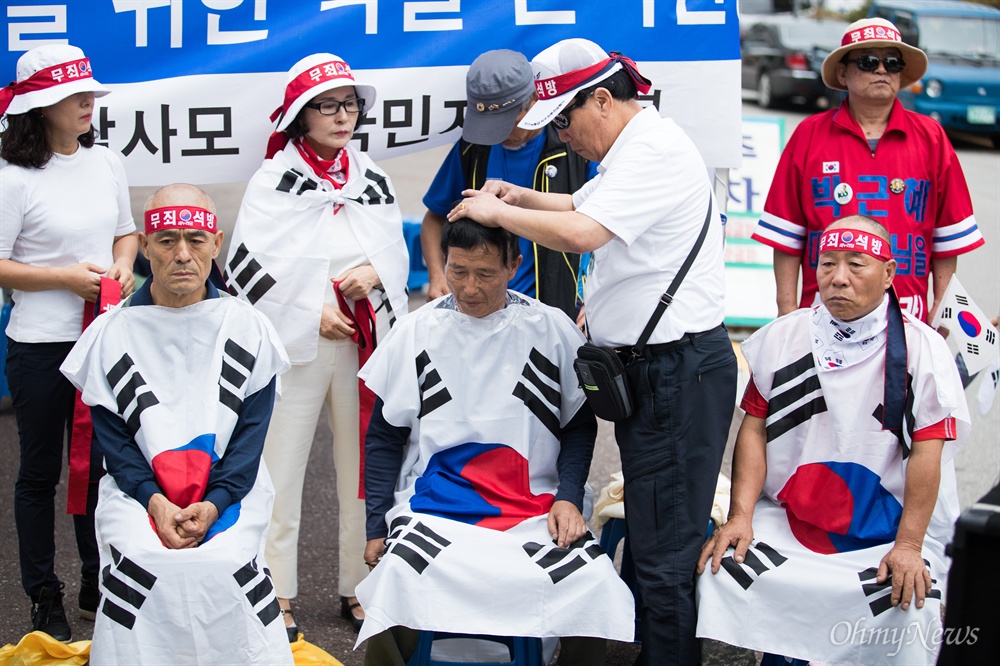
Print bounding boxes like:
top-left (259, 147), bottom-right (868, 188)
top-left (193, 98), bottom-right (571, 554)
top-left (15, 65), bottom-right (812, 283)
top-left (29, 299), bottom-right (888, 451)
top-left (61, 184), bottom-right (293, 665)
top-left (697, 216), bottom-right (970, 665)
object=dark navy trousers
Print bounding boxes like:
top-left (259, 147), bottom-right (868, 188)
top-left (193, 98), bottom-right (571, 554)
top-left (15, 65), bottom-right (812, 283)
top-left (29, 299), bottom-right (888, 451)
top-left (614, 326), bottom-right (737, 666)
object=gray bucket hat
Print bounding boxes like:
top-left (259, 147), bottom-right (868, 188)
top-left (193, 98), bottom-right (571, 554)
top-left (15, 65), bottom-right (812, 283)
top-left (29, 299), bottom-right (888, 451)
top-left (463, 50), bottom-right (534, 145)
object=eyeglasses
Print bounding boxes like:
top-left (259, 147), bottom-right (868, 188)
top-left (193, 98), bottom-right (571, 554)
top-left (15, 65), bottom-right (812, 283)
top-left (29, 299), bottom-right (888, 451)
top-left (843, 55), bottom-right (906, 74)
top-left (303, 97), bottom-right (365, 115)
top-left (552, 91), bottom-right (594, 130)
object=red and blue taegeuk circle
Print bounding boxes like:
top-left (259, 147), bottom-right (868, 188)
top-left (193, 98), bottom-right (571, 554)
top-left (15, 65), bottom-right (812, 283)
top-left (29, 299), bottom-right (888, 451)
top-left (776, 461), bottom-right (902, 554)
top-left (957, 311), bottom-right (982, 338)
top-left (411, 442), bottom-right (554, 531)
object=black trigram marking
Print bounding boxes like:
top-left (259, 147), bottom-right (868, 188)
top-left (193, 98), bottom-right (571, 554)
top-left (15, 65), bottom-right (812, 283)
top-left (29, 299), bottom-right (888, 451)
top-left (106, 354), bottom-right (159, 435)
top-left (275, 168), bottom-right (319, 196)
top-left (955, 295), bottom-right (969, 306)
top-left (512, 348), bottom-right (561, 437)
top-left (372, 291), bottom-right (397, 329)
top-left (986, 329), bottom-right (996, 346)
top-left (718, 542), bottom-right (787, 591)
top-left (219, 338), bottom-right (256, 414)
top-left (766, 353), bottom-right (827, 441)
top-left (416, 350), bottom-right (452, 417)
top-left (858, 560), bottom-right (941, 617)
top-left (233, 557), bottom-right (280, 627)
top-left (385, 516), bottom-right (452, 574)
top-left (967, 343), bottom-right (980, 356)
top-left (349, 169), bottom-right (395, 205)
top-left (225, 243), bottom-right (277, 305)
top-left (99, 544), bottom-right (158, 630)
top-left (522, 533), bottom-right (603, 584)
top-left (942, 307), bottom-right (952, 319)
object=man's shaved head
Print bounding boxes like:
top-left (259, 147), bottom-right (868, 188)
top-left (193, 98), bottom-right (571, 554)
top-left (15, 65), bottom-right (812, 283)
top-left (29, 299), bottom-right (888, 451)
top-left (144, 183), bottom-right (216, 214)
top-left (826, 214), bottom-right (889, 243)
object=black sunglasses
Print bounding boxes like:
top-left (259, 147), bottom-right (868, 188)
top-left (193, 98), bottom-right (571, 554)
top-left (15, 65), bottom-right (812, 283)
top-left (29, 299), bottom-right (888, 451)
top-left (552, 91), bottom-right (595, 130)
top-left (843, 55), bottom-right (905, 74)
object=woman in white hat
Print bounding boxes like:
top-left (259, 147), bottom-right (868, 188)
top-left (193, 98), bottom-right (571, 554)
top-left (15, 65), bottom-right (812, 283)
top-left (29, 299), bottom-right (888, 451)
top-left (0, 44), bottom-right (137, 641)
top-left (226, 53), bottom-right (408, 640)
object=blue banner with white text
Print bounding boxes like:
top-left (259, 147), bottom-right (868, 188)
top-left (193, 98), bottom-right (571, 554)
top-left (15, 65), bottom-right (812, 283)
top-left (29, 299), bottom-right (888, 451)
top-left (4, 0), bottom-right (742, 184)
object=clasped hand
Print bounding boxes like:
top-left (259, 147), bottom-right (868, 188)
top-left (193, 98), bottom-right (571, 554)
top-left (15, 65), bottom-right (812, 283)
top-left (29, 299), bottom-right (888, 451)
top-left (148, 494), bottom-right (220, 549)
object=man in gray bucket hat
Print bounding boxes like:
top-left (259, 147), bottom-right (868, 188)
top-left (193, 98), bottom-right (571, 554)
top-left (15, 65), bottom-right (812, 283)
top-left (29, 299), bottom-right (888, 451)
top-left (420, 49), bottom-right (596, 320)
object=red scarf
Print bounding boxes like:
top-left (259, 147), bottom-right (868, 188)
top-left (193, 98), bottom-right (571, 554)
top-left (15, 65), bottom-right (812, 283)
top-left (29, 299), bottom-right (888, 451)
top-left (333, 280), bottom-right (377, 500)
top-left (293, 139), bottom-right (349, 214)
top-left (294, 138), bottom-right (349, 189)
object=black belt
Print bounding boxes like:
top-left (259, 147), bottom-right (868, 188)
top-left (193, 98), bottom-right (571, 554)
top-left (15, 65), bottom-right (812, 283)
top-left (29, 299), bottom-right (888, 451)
top-left (615, 323), bottom-right (725, 358)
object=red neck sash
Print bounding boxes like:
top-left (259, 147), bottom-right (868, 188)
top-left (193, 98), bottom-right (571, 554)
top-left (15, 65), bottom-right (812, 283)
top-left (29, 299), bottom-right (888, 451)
top-left (67, 277), bottom-right (122, 514)
top-left (333, 281), bottom-right (377, 499)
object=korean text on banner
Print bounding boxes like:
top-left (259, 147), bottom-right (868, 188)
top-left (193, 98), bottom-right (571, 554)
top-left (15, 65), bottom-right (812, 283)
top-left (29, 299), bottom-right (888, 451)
top-left (3, 0), bottom-right (742, 185)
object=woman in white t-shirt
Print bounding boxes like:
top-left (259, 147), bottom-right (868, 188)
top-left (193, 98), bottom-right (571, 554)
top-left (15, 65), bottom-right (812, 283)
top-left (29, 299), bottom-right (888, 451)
top-left (0, 44), bottom-right (137, 642)
top-left (226, 53), bottom-right (409, 640)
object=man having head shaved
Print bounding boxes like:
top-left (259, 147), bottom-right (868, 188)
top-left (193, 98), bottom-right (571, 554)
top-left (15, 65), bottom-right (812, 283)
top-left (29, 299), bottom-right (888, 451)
top-left (60, 184), bottom-right (293, 664)
top-left (696, 215), bottom-right (971, 665)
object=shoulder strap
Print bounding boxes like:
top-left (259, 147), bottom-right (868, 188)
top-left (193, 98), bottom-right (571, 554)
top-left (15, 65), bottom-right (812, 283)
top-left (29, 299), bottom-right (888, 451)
top-left (632, 196), bottom-right (714, 356)
top-left (458, 139), bottom-right (491, 191)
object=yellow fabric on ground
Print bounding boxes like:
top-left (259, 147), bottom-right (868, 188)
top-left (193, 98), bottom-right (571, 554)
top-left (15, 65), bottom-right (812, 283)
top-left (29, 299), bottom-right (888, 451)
top-left (291, 634), bottom-right (344, 666)
top-left (0, 632), bottom-right (89, 666)
top-left (0, 632), bottom-right (343, 666)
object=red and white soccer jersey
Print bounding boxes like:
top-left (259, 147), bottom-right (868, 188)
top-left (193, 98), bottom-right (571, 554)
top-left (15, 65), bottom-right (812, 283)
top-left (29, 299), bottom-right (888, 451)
top-left (753, 99), bottom-right (984, 322)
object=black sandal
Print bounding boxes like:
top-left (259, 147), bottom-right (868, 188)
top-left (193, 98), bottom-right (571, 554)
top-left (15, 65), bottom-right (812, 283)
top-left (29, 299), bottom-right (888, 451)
top-left (281, 608), bottom-right (299, 643)
top-left (340, 596), bottom-right (364, 633)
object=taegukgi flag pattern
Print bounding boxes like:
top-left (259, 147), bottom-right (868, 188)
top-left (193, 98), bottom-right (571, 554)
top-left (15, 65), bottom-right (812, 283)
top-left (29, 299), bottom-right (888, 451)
top-left (355, 293), bottom-right (635, 646)
top-left (697, 304), bottom-right (971, 665)
top-left (60, 293), bottom-right (292, 665)
top-left (931, 275), bottom-right (999, 376)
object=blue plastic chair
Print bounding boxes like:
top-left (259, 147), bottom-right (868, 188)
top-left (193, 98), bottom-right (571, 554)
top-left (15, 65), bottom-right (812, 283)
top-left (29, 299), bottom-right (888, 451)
top-left (406, 631), bottom-right (543, 666)
top-left (0, 300), bottom-right (12, 401)
top-left (402, 217), bottom-right (429, 293)
top-left (760, 654), bottom-right (807, 666)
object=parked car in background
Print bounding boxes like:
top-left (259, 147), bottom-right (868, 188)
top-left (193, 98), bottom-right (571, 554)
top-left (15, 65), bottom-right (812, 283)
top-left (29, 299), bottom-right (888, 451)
top-left (741, 14), bottom-right (846, 108)
top-left (869, 0), bottom-right (1000, 145)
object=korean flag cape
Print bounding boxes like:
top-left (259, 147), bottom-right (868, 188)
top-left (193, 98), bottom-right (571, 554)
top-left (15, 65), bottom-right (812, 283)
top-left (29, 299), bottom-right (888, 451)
top-left (355, 294), bottom-right (636, 645)
top-left (225, 141), bottom-right (409, 364)
top-left (697, 305), bottom-right (971, 665)
top-left (61, 294), bottom-right (292, 666)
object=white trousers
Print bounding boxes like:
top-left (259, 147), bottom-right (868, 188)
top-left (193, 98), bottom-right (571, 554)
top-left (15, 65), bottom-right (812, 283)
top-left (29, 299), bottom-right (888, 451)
top-left (263, 338), bottom-right (367, 599)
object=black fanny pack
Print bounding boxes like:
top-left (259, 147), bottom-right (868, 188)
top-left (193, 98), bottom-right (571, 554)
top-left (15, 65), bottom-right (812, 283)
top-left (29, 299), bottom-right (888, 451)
top-left (573, 344), bottom-right (633, 421)
top-left (573, 197), bottom-right (714, 422)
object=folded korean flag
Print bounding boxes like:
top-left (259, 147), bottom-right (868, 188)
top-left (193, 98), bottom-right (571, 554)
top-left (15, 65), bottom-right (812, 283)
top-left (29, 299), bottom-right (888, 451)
top-left (931, 275), bottom-right (999, 376)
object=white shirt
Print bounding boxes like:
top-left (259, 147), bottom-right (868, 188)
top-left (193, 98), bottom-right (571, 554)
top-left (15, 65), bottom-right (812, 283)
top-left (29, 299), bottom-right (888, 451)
top-left (574, 106), bottom-right (726, 347)
top-left (1, 146), bottom-right (134, 342)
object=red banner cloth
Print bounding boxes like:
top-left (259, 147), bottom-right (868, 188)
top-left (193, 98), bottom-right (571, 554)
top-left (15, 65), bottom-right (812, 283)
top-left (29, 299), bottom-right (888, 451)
top-left (67, 277), bottom-right (121, 514)
top-left (333, 280), bottom-right (377, 500)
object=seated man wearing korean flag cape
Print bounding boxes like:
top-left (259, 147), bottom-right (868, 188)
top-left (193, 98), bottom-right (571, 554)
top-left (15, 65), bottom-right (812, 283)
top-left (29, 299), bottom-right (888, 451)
top-left (696, 216), bottom-right (971, 665)
top-left (356, 219), bottom-right (635, 665)
top-left (60, 185), bottom-right (293, 665)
